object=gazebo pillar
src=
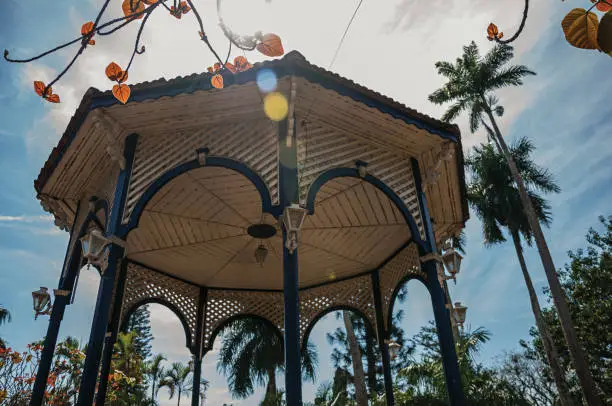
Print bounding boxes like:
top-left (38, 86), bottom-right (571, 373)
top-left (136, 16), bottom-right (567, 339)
top-left (95, 259), bottom-right (129, 405)
top-left (372, 270), bottom-right (395, 405)
top-left (77, 134), bottom-right (138, 406)
top-left (191, 287), bottom-right (207, 406)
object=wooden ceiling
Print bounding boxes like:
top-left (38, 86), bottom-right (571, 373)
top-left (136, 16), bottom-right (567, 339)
top-left (126, 167), bottom-right (411, 290)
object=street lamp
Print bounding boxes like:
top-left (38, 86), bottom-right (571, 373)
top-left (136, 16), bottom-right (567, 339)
top-left (80, 229), bottom-right (111, 268)
top-left (32, 287), bottom-right (52, 320)
top-left (385, 339), bottom-right (401, 361)
top-left (282, 203), bottom-right (307, 254)
top-left (453, 302), bottom-right (468, 330)
top-left (442, 247), bottom-right (463, 279)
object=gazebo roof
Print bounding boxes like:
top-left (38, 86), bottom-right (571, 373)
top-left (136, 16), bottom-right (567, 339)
top-left (35, 50), bottom-right (462, 195)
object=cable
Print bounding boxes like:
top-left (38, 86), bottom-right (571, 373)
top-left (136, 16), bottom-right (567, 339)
top-left (329, 0), bottom-right (365, 69)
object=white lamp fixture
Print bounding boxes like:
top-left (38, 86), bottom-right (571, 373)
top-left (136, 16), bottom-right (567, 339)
top-left (385, 339), bottom-right (401, 361)
top-left (32, 287), bottom-right (52, 320)
top-left (442, 247), bottom-right (463, 282)
top-left (282, 203), bottom-right (307, 254)
top-left (453, 301), bottom-right (468, 329)
top-left (254, 243), bottom-right (268, 267)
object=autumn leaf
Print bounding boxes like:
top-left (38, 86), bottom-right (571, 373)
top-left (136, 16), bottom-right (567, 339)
top-left (81, 22), bottom-right (94, 36)
top-left (33, 81), bottom-right (47, 97)
top-left (116, 70), bottom-right (129, 83)
top-left (596, 1), bottom-right (612, 12)
top-left (105, 62), bottom-right (123, 81)
top-left (46, 94), bottom-right (60, 103)
top-left (598, 11), bottom-right (612, 55)
top-left (170, 1), bottom-right (191, 18)
top-left (224, 62), bottom-right (236, 73)
top-left (214, 62), bottom-right (222, 72)
top-left (112, 84), bottom-right (131, 104)
top-left (256, 33), bottom-right (284, 57)
top-left (211, 74), bottom-right (224, 89)
top-left (562, 8), bottom-right (599, 49)
top-left (207, 66), bottom-right (214, 73)
top-left (486, 23), bottom-right (503, 41)
top-left (122, 0), bottom-right (145, 20)
top-left (233, 55), bottom-right (253, 71)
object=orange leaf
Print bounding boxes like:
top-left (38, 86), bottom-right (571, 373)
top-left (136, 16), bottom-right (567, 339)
top-left (88, 39), bottom-right (96, 46)
top-left (224, 62), bottom-right (236, 73)
top-left (214, 62), bottom-right (222, 72)
top-left (46, 94), bottom-right (60, 103)
top-left (180, 1), bottom-right (191, 13)
top-left (116, 70), bottom-right (129, 83)
top-left (81, 22), bottom-right (94, 36)
top-left (105, 62), bottom-right (123, 81)
top-left (256, 33), bottom-right (284, 57)
top-left (122, 0), bottom-right (145, 20)
top-left (487, 23), bottom-right (499, 40)
top-left (233, 56), bottom-right (252, 72)
top-left (34, 81), bottom-right (46, 97)
top-left (211, 74), bottom-right (223, 89)
top-left (112, 84), bottom-right (131, 104)
top-left (207, 66), bottom-right (214, 73)
top-left (596, 1), bottom-right (612, 12)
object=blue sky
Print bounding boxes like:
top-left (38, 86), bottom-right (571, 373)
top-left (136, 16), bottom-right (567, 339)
top-left (1, 0), bottom-right (611, 404)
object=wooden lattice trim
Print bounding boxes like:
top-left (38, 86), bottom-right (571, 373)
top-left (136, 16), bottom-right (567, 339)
top-left (296, 122), bottom-right (425, 239)
top-left (120, 263), bottom-right (200, 347)
top-left (122, 119), bottom-right (279, 223)
top-left (299, 274), bottom-right (377, 345)
top-left (203, 290), bottom-right (284, 350)
top-left (379, 243), bottom-right (426, 328)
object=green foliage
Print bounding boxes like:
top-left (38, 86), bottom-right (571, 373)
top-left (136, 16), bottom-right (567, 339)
top-left (158, 362), bottom-right (192, 405)
top-left (126, 305), bottom-right (153, 360)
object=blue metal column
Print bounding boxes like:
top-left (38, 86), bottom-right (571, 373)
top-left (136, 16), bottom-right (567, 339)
top-left (372, 270), bottom-right (394, 405)
top-left (191, 287), bottom-right (207, 406)
top-left (30, 206), bottom-right (83, 406)
top-left (77, 134), bottom-right (138, 405)
top-left (279, 106), bottom-right (302, 405)
top-left (94, 258), bottom-right (128, 405)
top-left (411, 158), bottom-right (465, 406)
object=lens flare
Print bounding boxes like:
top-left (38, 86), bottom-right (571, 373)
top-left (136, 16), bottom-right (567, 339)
top-left (256, 69), bottom-right (277, 93)
top-left (263, 92), bottom-right (288, 121)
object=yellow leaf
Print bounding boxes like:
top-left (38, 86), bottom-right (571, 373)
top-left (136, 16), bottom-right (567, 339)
top-left (562, 8), bottom-right (599, 49)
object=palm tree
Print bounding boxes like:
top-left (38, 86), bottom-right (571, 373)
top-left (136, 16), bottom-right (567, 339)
top-left (0, 305), bottom-right (11, 349)
top-left (113, 331), bottom-right (143, 378)
top-left (145, 353), bottom-right (166, 402)
top-left (429, 41), bottom-right (601, 405)
top-left (217, 317), bottom-right (318, 403)
top-left (159, 362), bottom-right (192, 406)
top-left (467, 138), bottom-right (573, 404)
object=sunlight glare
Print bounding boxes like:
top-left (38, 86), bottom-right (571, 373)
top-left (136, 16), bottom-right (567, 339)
top-left (263, 92), bottom-right (288, 121)
top-left (256, 68), bottom-right (278, 93)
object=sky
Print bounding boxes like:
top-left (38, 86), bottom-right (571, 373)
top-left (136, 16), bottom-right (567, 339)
top-left (0, 0), bottom-right (611, 404)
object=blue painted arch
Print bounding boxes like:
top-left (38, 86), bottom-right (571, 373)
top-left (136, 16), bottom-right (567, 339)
top-left (120, 298), bottom-right (194, 352)
top-left (300, 305), bottom-right (376, 353)
top-left (122, 157), bottom-right (277, 238)
top-left (305, 167), bottom-right (427, 254)
top-left (386, 274), bottom-right (429, 333)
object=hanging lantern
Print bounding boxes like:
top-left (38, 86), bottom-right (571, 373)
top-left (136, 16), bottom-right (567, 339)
top-left (32, 287), bottom-right (52, 319)
top-left (453, 301), bottom-right (468, 328)
top-left (355, 160), bottom-right (368, 178)
top-left (386, 340), bottom-right (401, 361)
top-left (80, 229), bottom-right (110, 266)
top-left (282, 204), bottom-right (307, 254)
top-left (254, 243), bottom-right (268, 267)
top-left (442, 247), bottom-right (463, 277)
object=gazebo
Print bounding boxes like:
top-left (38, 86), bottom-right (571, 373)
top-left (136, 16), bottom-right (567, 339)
top-left (30, 51), bottom-right (469, 405)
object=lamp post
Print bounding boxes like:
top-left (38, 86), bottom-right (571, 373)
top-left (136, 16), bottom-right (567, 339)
top-left (440, 246), bottom-right (463, 284)
top-left (453, 302), bottom-right (468, 332)
top-left (282, 203), bottom-right (307, 254)
top-left (386, 339), bottom-right (401, 361)
top-left (32, 287), bottom-right (52, 320)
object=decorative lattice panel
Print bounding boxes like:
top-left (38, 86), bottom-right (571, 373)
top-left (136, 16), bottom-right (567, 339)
top-left (123, 118), bottom-right (279, 222)
top-left (299, 274), bottom-right (377, 344)
top-left (121, 263), bottom-right (200, 347)
top-left (297, 122), bottom-right (425, 239)
top-left (379, 243), bottom-right (426, 327)
top-left (203, 290), bottom-right (285, 350)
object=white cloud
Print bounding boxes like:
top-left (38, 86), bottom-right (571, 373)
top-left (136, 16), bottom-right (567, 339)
top-left (0, 214), bottom-right (53, 222)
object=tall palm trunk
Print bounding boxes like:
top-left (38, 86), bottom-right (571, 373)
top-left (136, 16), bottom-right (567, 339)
top-left (177, 388), bottom-right (181, 406)
top-left (364, 327), bottom-right (378, 395)
top-left (510, 228), bottom-right (573, 406)
top-left (264, 367), bottom-right (277, 401)
top-left (343, 311), bottom-right (368, 405)
top-left (483, 101), bottom-right (602, 405)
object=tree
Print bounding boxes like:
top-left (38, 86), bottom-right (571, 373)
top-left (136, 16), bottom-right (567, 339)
top-left (429, 41), bottom-right (601, 405)
top-left (112, 331), bottom-right (148, 403)
top-left (159, 362), bottom-right (192, 406)
top-left (217, 317), bottom-right (318, 403)
top-left (0, 305), bottom-right (11, 349)
top-left (342, 311), bottom-right (368, 405)
top-left (126, 305), bottom-right (153, 360)
top-left (144, 353), bottom-right (166, 402)
top-left (466, 138), bottom-right (572, 404)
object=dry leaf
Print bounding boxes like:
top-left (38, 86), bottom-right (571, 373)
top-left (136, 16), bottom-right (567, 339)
top-left (211, 74), bottom-right (224, 89)
top-left (116, 70), bottom-right (129, 83)
top-left (105, 62), bottom-right (123, 81)
top-left (596, 1), bottom-right (612, 12)
top-left (598, 11), bottom-right (612, 54)
top-left (34, 81), bottom-right (46, 97)
top-left (81, 22), bottom-right (94, 36)
top-left (46, 94), bottom-right (60, 103)
top-left (562, 8), bottom-right (599, 49)
top-left (112, 83), bottom-right (131, 104)
top-left (122, 0), bottom-right (145, 20)
top-left (256, 33), bottom-right (284, 57)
